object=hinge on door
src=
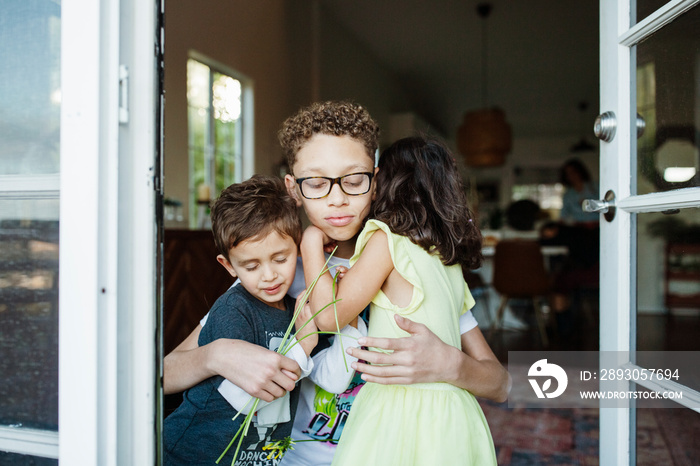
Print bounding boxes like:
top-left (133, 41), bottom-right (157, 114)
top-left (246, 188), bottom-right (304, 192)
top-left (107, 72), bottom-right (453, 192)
top-left (119, 64), bottom-right (129, 124)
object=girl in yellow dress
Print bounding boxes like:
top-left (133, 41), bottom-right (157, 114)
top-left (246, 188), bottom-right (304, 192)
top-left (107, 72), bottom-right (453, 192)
top-left (300, 136), bottom-right (499, 465)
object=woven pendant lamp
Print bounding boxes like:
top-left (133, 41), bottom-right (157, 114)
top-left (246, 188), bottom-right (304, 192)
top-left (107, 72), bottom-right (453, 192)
top-left (457, 3), bottom-right (512, 167)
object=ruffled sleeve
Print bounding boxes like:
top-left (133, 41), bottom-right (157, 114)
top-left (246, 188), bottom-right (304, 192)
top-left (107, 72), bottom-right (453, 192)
top-left (461, 281), bottom-right (476, 315)
top-left (349, 219), bottom-right (424, 316)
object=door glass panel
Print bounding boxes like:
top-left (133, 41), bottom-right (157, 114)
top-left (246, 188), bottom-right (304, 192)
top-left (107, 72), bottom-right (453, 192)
top-left (0, 451), bottom-right (58, 465)
top-left (637, 208), bottom-right (700, 464)
top-left (636, 0), bottom-right (672, 24)
top-left (636, 407), bottom-right (699, 464)
top-left (0, 1), bottom-right (61, 176)
top-left (637, 209), bottom-right (700, 370)
top-left (0, 0), bottom-right (60, 435)
top-left (635, 6), bottom-right (700, 195)
top-left (0, 201), bottom-right (60, 430)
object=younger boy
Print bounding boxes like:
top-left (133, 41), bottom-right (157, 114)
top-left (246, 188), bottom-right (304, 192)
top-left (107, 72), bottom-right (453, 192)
top-left (164, 175), bottom-right (317, 466)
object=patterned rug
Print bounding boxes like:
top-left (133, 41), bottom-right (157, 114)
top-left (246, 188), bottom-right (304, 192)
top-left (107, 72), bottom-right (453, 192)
top-left (478, 400), bottom-right (700, 465)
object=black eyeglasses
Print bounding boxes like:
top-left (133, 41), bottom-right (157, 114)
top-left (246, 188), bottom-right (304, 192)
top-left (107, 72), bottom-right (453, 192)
top-left (294, 172), bottom-right (374, 199)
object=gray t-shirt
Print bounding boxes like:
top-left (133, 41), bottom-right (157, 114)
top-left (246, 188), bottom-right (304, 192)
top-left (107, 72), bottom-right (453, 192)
top-left (164, 285), bottom-right (298, 466)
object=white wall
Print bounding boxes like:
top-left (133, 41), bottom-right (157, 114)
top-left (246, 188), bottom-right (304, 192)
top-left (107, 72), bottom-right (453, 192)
top-left (164, 1), bottom-right (296, 222)
top-left (163, 1), bottom-right (418, 222)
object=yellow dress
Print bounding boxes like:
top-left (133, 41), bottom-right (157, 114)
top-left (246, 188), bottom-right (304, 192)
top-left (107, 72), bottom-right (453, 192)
top-left (331, 220), bottom-right (497, 466)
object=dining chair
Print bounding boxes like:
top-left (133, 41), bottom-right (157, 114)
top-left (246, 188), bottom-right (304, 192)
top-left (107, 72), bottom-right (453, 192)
top-left (489, 239), bottom-right (552, 347)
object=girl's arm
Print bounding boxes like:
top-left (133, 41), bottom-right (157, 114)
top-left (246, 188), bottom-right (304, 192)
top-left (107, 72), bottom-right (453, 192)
top-left (163, 324), bottom-right (301, 401)
top-left (347, 315), bottom-right (511, 402)
top-left (300, 226), bottom-right (393, 331)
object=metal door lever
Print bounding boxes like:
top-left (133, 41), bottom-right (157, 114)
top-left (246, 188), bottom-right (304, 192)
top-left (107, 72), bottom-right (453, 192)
top-left (582, 190), bottom-right (616, 222)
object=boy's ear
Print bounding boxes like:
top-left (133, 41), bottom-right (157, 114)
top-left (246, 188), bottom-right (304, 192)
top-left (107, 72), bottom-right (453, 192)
top-left (216, 254), bottom-right (237, 278)
top-left (284, 174), bottom-right (302, 206)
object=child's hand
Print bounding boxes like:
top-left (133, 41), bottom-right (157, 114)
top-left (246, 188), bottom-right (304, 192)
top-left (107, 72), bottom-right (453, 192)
top-left (301, 225), bottom-right (335, 253)
top-left (302, 225), bottom-right (326, 246)
top-left (333, 265), bottom-right (348, 280)
top-left (323, 240), bottom-right (338, 254)
top-left (346, 315), bottom-right (455, 385)
top-left (294, 292), bottom-right (318, 357)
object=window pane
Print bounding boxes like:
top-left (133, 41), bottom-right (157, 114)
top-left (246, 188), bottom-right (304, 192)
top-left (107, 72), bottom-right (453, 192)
top-left (637, 208), bottom-right (700, 363)
top-left (0, 0), bottom-right (60, 439)
top-left (0, 451), bottom-right (57, 466)
top-left (212, 72), bottom-right (241, 123)
top-left (635, 7), bottom-right (700, 194)
top-left (186, 59), bottom-right (210, 109)
top-left (0, 200), bottom-right (59, 430)
top-left (0, 1), bottom-right (61, 176)
top-left (636, 0), bottom-right (672, 25)
top-left (187, 59), bottom-right (245, 227)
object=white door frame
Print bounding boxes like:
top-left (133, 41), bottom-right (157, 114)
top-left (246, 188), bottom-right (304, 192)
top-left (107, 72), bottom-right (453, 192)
top-left (599, 1), bottom-right (700, 464)
top-left (59, 0), bottom-right (158, 464)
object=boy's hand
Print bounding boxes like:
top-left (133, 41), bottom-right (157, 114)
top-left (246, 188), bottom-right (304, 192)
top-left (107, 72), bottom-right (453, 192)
top-left (294, 293), bottom-right (318, 356)
top-left (208, 338), bottom-right (301, 402)
top-left (346, 315), bottom-right (457, 385)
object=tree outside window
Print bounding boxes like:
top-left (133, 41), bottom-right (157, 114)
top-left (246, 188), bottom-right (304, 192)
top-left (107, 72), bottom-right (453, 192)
top-left (187, 58), bottom-right (244, 228)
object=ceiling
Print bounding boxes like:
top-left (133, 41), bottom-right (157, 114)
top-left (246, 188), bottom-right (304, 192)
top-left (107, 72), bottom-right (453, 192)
top-left (320, 0), bottom-right (600, 141)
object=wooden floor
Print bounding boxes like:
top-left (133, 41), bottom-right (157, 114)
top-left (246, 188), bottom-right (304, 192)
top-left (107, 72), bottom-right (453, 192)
top-left (484, 300), bottom-right (700, 362)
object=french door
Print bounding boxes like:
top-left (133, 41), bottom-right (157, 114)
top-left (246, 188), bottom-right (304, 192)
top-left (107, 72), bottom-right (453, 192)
top-left (0, 0), bottom-right (160, 464)
top-left (599, 0), bottom-right (700, 464)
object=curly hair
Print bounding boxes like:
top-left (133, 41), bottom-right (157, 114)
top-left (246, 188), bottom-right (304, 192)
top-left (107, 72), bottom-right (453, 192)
top-left (278, 101), bottom-right (380, 170)
top-left (371, 137), bottom-right (483, 272)
top-left (210, 175), bottom-right (302, 258)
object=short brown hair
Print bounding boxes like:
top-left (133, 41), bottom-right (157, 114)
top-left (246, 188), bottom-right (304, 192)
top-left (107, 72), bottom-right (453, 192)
top-left (278, 100), bottom-right (380, 170)
top-left (210, 175), bottom-right (302, 258)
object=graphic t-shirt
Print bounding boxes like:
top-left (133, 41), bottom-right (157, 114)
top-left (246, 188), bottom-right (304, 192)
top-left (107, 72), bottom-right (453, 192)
top-left (164, 286), bottom-right (299, 466)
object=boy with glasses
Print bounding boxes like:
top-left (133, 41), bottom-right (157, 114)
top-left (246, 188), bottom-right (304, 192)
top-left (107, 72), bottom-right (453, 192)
top-left (165, 101), bottom-right (510, 465)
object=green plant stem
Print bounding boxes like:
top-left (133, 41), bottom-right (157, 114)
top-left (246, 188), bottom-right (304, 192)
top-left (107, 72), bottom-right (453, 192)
top-left (217, 247), bottom-right (347, 463)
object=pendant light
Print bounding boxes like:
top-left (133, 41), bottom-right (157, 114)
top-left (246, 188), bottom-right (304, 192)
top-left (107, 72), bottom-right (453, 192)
top-left (457, 2), bottom-right (512, 167)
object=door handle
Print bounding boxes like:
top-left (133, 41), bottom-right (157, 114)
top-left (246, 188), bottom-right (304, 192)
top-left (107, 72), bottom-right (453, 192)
top-left (582, 190), bottom-right (616, 222)
top-left (594, 112), bottom-right (616, 142)
top-left (594, 112), bottom-right (646, 142)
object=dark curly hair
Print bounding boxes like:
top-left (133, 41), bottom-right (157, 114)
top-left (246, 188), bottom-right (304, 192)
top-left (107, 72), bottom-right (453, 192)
top-left (278, 101), bottom-right (380, 170)
top-left (371, 137), bottom-right (483, 272)
top-left (210, 175), bottom-right (302, 258)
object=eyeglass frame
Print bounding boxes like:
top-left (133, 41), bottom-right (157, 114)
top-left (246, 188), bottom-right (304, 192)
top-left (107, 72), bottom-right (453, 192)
top-left (293, 172), bottom-right (375, 199)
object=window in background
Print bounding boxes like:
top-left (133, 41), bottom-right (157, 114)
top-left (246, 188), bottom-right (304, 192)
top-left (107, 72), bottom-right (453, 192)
top-left (187, 57), bottom-right (249, 228)
top-left (511, 166), bottom-right (565, 220)
top-left (512, 184), bottom-right (565, 211)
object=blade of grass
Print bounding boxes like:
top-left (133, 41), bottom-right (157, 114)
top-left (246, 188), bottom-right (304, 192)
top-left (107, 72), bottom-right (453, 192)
top-left (216, 398), bottom-right (260, 464)
top-left (277, 248), bottom-right (339, 355)
top-left (330, 273), bottom-right (348, 369)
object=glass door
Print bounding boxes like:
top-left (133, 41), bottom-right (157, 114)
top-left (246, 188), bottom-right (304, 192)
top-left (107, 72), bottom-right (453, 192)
top-left (599, 0), bottom-right (700, 464)
top-left (1, 0), bottom-right (160, 463)
top-left (0, 2), bottom-right (61, 463)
